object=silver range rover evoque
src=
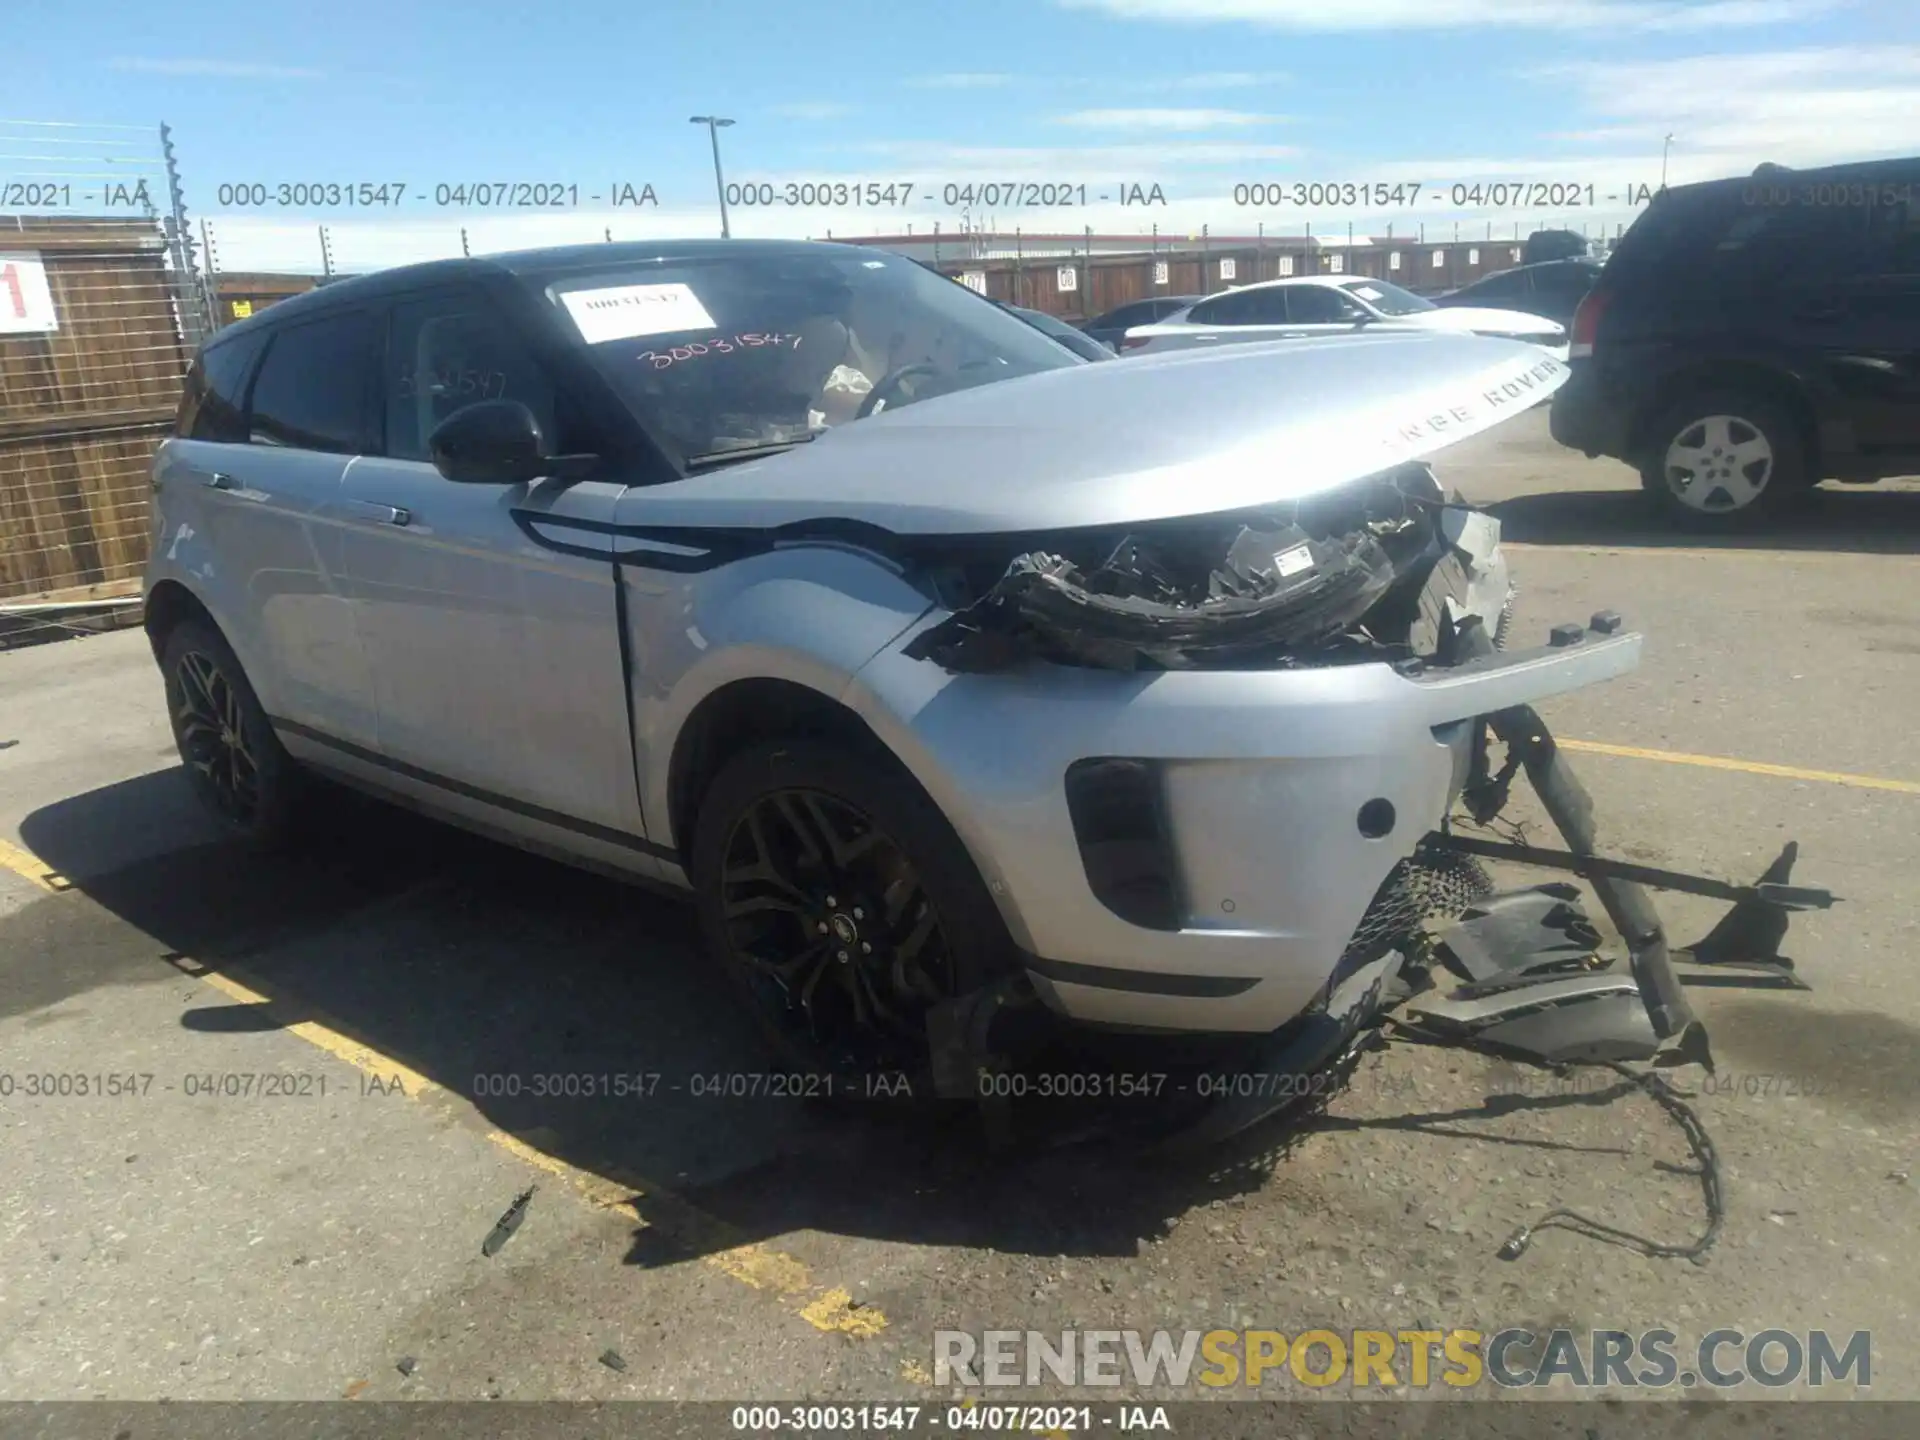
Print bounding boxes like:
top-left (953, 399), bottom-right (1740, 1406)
top-left (146, 240), bottom-right (1826, 1138)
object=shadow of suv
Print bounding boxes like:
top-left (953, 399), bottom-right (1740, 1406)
top-left (1550, 156), bottom-right (1920, 528)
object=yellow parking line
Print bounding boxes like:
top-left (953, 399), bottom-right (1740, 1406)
top-left (173, 956), bottom-right (887, 1336)
top-left (0, 833), bottom-right (882, 1338)
top-left (1560, 738), bottom-right (1920, 795)
top-left (0, 836), bottom-right (69, 892)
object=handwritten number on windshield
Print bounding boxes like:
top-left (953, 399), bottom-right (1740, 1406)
top-left (637, 332), bottom-right (799, 370)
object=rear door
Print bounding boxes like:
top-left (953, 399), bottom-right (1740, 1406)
top-left (1279, 282), bottom-right (1372, 336)
top-left (1153, 287), bottom-right (1298, 350)
top-left (333, 283), bottom-right (646, 851)
top-left (175, 311), bottom-right (380, 744)
top-left (1707, 186), bottom-right (1914, 464)
top-left (1840, 185), bottom-right (1920, 458)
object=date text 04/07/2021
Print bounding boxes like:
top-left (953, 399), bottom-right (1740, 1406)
top-left (1231, 180), bottom-right (1664, 209)
top-left (728, 1405), bottom-right (1171, 1433)
top-left (211, 181), bottom-right (660, 209)
top-left (464, 1070), bottom-right (917, 1100)
top-left (720, 181), bottom-right (1169, 209)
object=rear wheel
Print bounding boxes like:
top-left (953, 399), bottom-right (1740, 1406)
top-left (690, 738), bottom-right (1018, 1092)
top-left (1639, 390), bottom-right (1809, 528)
top-left (160, 619), bottom-right (306, 847)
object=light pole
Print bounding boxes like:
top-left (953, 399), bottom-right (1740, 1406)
top-left (690, 115), bottom-right (735, 238)
top-left (1661, 133), bottom-right (1675, 190)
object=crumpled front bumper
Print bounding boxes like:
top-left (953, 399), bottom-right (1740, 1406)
top-left (848, 607), bottom-right (1647, 1037)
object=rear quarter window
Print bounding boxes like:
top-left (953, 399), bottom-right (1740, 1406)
top-left (176, 331), bottom-right (267, 443)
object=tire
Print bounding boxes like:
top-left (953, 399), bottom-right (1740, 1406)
top-left (1638, 390), bottom-right (1810, 529)
top-left (690, 737), bottom-right (1019, 1093)
top-left (159, 619), bottom-right (307, 848)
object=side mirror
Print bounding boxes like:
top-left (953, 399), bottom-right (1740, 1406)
top-left (429, 400), bottom-right (596, 484)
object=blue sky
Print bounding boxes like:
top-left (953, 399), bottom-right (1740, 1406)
top-left (6, 0), bottom-right (1917, 270)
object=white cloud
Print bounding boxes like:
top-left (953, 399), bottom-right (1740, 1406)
top-left (1535, 45), bottom-right (1920, 169)
top-left (107, 56), bottom-right (325, 80)
top-left (1138, 70), bottom-right (1290, 90)
top-left (1057, 0), bottom-right (1843, 31)
top-left (771, 101), bottom-right (856, 120)
top-left (1053, 108), bottom-right (1285, 130)
top-left (904, 72), bottom-right (1017, 89)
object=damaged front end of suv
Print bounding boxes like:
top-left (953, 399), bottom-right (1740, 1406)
top-left (825, 373), bottom-right (1837, 1151)
top-left (903, 459), bottom-right (1511, 676)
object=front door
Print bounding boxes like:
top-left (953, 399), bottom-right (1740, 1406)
top-left (334, 286), bottom-right (646, 853)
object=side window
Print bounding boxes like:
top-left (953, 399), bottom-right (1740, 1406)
top-left (383, 291), bottom-right (556, 463)
top-left (1235, 288), bottom-right (1292, 324)
top-left (1285, 286), bottom-right (1365, 323)
top-left (247, 312), bottom-right (380, 453)
top-left (1186, 291), bottom-right (1259, 325)
top-left (1711, 201), bottom-right (1873, 284)
top-left (178, 332), bottom-right (266, 442)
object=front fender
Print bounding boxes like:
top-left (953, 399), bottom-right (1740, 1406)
top-left (628, 543), bottom-right (936, 851)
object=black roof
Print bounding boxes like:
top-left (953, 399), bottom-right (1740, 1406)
top-left (207, 237), bottom-right (877, 349)
top-left (1670, 153), bottom-right (1920, 200)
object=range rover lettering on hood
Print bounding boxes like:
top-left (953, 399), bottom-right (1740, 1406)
top-left (620, 332), bottom-right (1571, 539)
top-left (1381, 355), bottom-right (1565, 457)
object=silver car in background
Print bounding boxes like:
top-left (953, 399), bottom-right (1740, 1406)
top-left (144, 239), bottom-right (1719, 1132)
top-left (1120, 275), bottom-right (1569, 360)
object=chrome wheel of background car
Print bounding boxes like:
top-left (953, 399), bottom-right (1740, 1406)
top-left (1661, 414), bottom-right (1774, 513)
top-left (171, 649), bottom-right (260, 824)
top-left (718, 787), bottom-right (958, 1072)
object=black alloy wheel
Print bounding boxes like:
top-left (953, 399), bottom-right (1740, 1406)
top-left (160, 619), bottom-right (304, 846)
top-left (172, 646), bottom-right (261, 825)
top-left (719, 787), bottom-right (955, 1074)
top-left (692, 739), bottom-right (1018, 1088)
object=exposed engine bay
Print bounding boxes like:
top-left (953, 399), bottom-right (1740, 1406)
top-left (904, 461), bottom-right (1510, 673)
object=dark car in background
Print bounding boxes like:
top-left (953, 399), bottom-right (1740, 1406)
top-left (1081, 295), bottom-right (1201, 351)
top-left (1550, 155), bottom-right (1920, 527)
top-left (1004, 303), bottom-right (1115, 361)
top-left (1433, 259), bottom-right (1601, 328)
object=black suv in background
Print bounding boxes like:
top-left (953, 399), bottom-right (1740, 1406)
top-left (1433, 258), bottom-right (1601, 328)
top-left (1550, 156), bottom-right (1920, 527)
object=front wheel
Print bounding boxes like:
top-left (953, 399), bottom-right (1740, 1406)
top-left (690, 738), bottom-right (1019, 1093)
top-left (1639, 391), bottom-right (1810, 528)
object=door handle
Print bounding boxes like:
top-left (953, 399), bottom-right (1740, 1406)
top-left (202, 471), bottom-right (235, 490)
top-left (345, 499), bottom-right (411, 527)
top-left (1795, 300), bottom-right (1845, 322)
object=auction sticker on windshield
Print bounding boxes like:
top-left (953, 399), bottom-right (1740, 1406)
top-left (561, 282), bottom-right (717, 344)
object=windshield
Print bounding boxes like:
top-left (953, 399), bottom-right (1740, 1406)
top-left (1336, 278), bottom-right (1436, 316)
top-left (532, 250), bottom-right (1078, 466)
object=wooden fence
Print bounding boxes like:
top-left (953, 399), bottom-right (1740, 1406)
top-left (0, 217), bottom-right (193, 603)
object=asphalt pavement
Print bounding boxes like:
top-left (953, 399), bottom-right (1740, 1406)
top-left (2, 410), bottom-right (1916, 1405)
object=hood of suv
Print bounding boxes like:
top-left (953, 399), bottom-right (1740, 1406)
top-left (631, 331), bottom-right (1567, 537)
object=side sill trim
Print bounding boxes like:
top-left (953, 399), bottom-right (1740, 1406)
top-left (270, 717), bottom-right (676, 863)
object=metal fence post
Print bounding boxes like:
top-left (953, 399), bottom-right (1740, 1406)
top-left (159, 122), bottom-right (209, 348)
